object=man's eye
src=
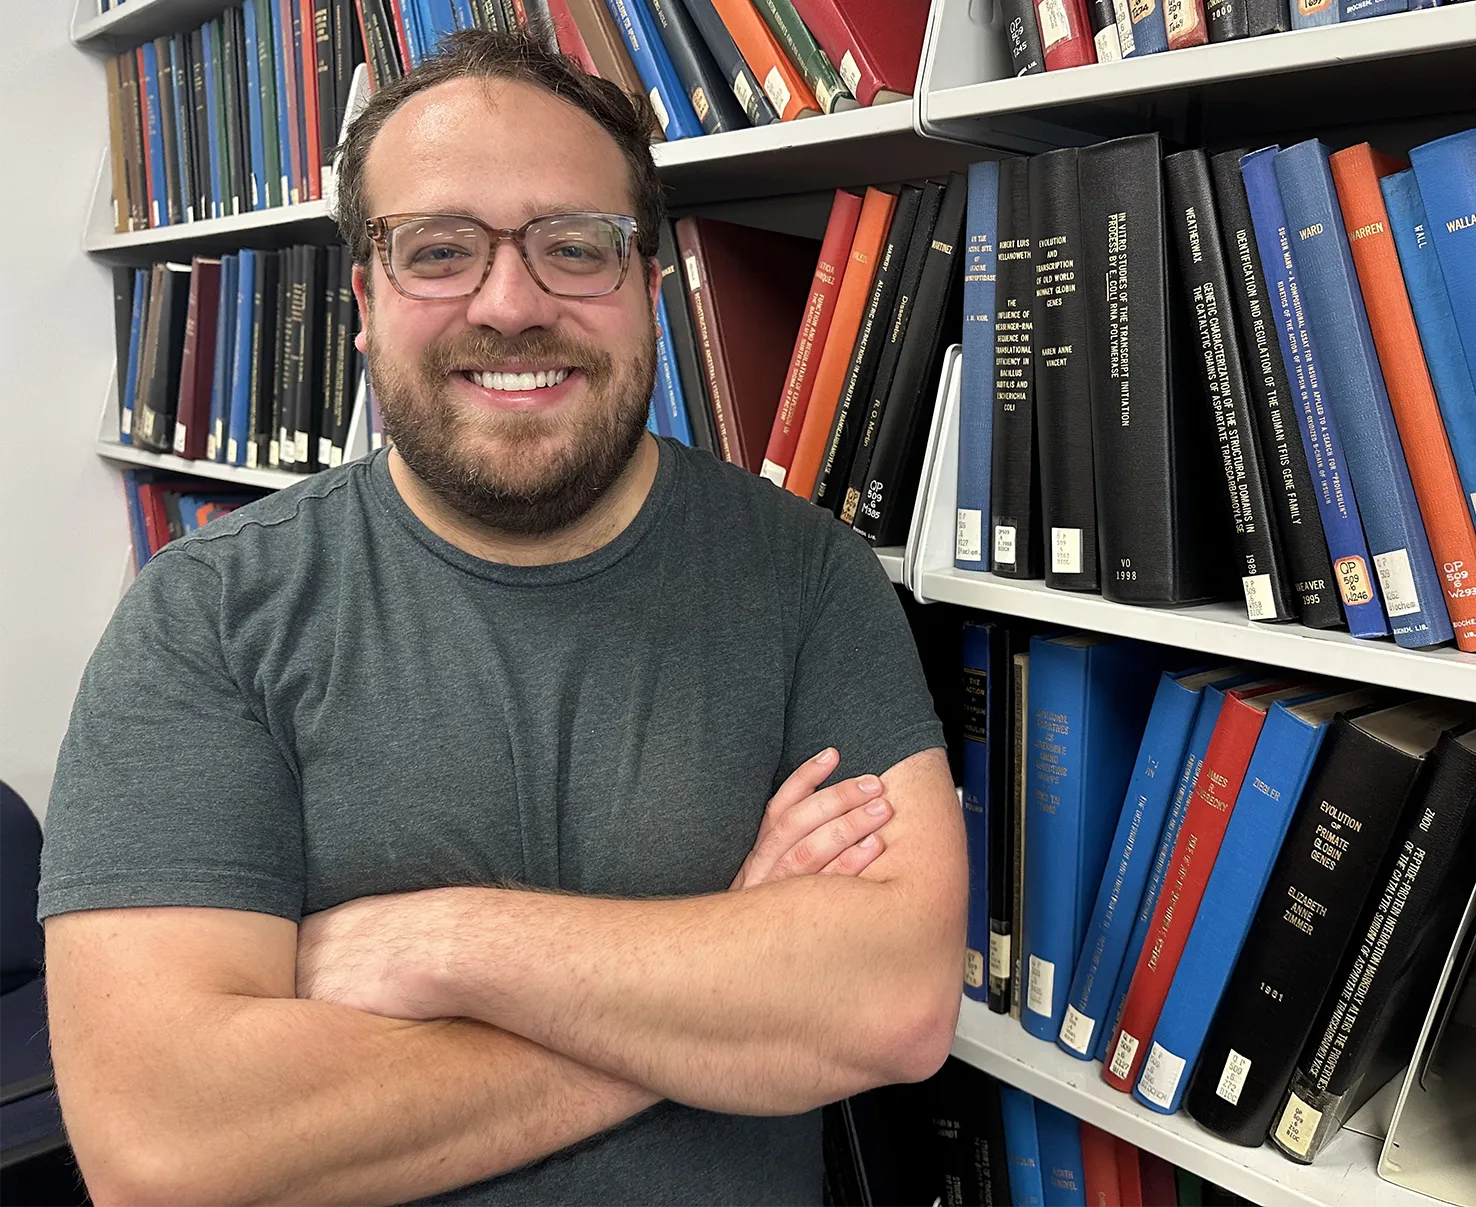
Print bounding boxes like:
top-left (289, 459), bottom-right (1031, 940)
top-left (406, 244), bottom-right (474, 274)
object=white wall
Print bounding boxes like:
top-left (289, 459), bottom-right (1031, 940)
top-left (0, 4), bottom-right (130, 819)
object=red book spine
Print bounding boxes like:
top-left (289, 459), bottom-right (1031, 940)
top-left (760, 190), bottom-right (863, 487)
top-left (138, 484), bottom-right (168, 557)
top-left (299, 0), bottom-right (322, 199)
top-left (174, 260), bottom-right (222, 461)
top-left (787, 0), bottom-right (929, 106)
top-left (1115, 1138), bottom-right (1144, 1207)
top-left (1101, 686), bottom-right (1282, 1091)
top-left (1037, 0), bottom-right (1097, 70)
top-left (1164, 0), bottom-right (1209, 48)
top-left (1137, 1152), bottom-right (1178, 1207)
top-left (385, 0), bottom-right (412, 71)
top-left (1080, 1123), bottom-right (1123, 1207)
top-left (278, 0), bottom-right (306, 203)
top-left (546, 0), bottom-right (599, 74)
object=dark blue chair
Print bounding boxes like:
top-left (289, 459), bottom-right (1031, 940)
top-left (1, 781), bottom-right (88, 1205)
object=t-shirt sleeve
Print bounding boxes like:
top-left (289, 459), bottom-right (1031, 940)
top-left (39, 547), bottom-right (305, 923)
top-left (777, 521), bottom-right (946, 790)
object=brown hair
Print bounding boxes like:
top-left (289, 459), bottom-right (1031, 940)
top-left (333, 28), bottom-right (665, 269)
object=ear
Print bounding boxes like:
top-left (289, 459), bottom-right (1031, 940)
top-left (645, 257), bottom-right (663, 327)
top-left (351, 262), bottom-right (370, 355)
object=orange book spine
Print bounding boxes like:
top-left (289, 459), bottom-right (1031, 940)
top-left (1079, 1123), bottom-right (1123, 1207)
top-left (1331, 144), bottom-right (1476, 653)
top-left (760, 190), bottom-right (864, 487)
top-left (710, 0), bottom-right (819, 120)
top-left (786, 186), bottom-right (896, 497)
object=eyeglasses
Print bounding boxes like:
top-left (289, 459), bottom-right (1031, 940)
top-left (366, 211), bottom-right (640, 301)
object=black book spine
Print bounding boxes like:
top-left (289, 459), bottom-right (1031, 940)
top-left (207, 21), bottom-right (228, 217)
top-left (314, 0), bottom-right (336, 167)
top-left (999, 0), bottom-right (1046, 75)
top-left (1079, 134), bottom-right (1223, 606)
top-left (1029, 149), bottom-right (1098, 591)
top-left (813, 185), bottom-right (922, 514)
top-left (112, 266), bottom-right (135, 430)
top-left (1206, 0), bottom-right (1248, 40)
top-left (332, 0), bottom-right (358, 137)
top-left (1186, 709), bottom-right (1451, 1146)
top-left (140, 264), bottom-right (192, 451)
top-left (678, 0), bottom-right (778, 126)
top-left (1209, 150), bottom-right (1343, 631)
top-left (132, 265), bottom-right (164, 446)
top-left (189, 30), bottom-right (211, 222)
top-left (261, 251), bottom-right (285, 465)
top-left (990, 158), bottom-right (1042, 579)
top-left (174, 34), bottom-right (199, 223)
top-left (987, 627), bottom-right (1023, 1012)
top-left (1246, 0), bottom-right (1290, 34)
top-left (1085, 0), bottom-right (1124, 59)
top-left (1162, 148), bottom-right (1296, 617)
top-left (319, 244), bottom-right (340, 468)
top-left (278, 246), bottom-right (304, 467)
top-left (930, 1062), bottom-right (1011, 1206)
top-left (154, 37), bottom-right (183, 225)
top-left (647, 0), bottom-right (750, 134)
top-left (1272, 730), bottom-right (1476, 1164)
top-left (333, 248), bottom-right (357, 457)
top-left (853, 172), bottom-right (968, 545)
top-left (247, 252), bottom-right (272, 467)
top-left (219, 12), bottom-right (244, 215)
top-left (838, 182), bottom-right (945, 526)
top-left (297, 245), bottom-right (324, 471)
top-left (658, 221), bottom-right (718, 457)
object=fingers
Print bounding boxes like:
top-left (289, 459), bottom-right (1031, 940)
top-left (743, 772), bottom-right (885, 886)
top-left (765, 748), bottom-right (839, 821)
top-left (820, 832), bottom-right (886, 877)
top-left (769, 795), bottom-right (893, 881)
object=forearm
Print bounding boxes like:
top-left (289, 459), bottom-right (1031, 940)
top-left (60, 995), bottom-right (656, 1206)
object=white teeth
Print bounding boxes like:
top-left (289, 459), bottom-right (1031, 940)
top-left (467, 368), bottom-right (571, 390)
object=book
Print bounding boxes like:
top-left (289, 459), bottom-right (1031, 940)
top-left (564, 0), bottom-right (655, 123)
top-left (956, 161), bottom-right (1001, 571)
top-left (275, 0), bottom-right (304, 203)
top-left (1085, 0), bottom-right (1125, 61)
top-left (676, 0), bottom-right (777, 125)
top-left (1020, 634), bottom-right (1160, 1041)
top-left (136, 263), bottom-right (193, 452)
top-left (120, 269), bottom-right (149, 446)
top-left (1409, 131), bottom-right (1476, 382)
top-left (1382, 170), bottom-right (1476, 531)
top-left (709, 0), bottom-right (820, 120)
top-left (1277, 140), bottom-right (1453, 651)
top-left (1035, 1102), bottom-right (1087, 1206)
top-left (753, 0), bottom-right (853, 114)
top-left (645, 0), bottom-right (750, 133)
top-left (1165, 0), bottom-right (1209, 47)
top-left (787, 0), bottom-right (929, 104)
top-left (999, 1085), bottom-right (1045, 1207)
top-left (157, 37), bottom-right (185, 223)
top-left (805, 186), bottom-right (912, 511)
top-left (1134, 688), bottom-right (1381, 1115)
top-left (1340, 0), bottom-right (1406, 17)
top-left (1186, 697), bottom-right (1474, 1145)
top-left (1079, 1123), bottom-right (1122, 1207)
top-left (605, 0), bottom-right (705, 139)
top-left (657, 222), bottom-right (716, 455)
top-left (853, 171), bottom-right (968, 545)
top-left (1058, 667), bottom-right (1235, 1062)
top-left (298, 0), bottom-right (324, 199)
top-left (1331, 144), bottom-right (1476, 653)
top-left (1290, 0), bottom-right (1336, 25)
top-left (760, 190), bottom-right (863, 487)
top-left (173, 256), bottom-right (224, 461)
top-left (1272, 726), bottom-right (1476, 1163)
top-left (1116, 1138), bottom-right (1143, 1206)
top-left (1138, 1152), bottom-right (1177, 1205)
top-left (209, 253), bottom-right (238, 460)
top-left (1103, 680), bottom-right (1306, 1091)
top-left (1206, 0), bottom-right (1246, 40)
top-left (227, 250), bottom-right (258, 466)
top-left (1036, 0), bottom-right (1097, 71)
top-left (138, 42), bottom-right (168, 227)
top-left (1010, 649), bottom-right (1031, 1020)
top-left (654, 294), bottom-right (693, 446)
top-left (673, 216), bottom-right (820, 473)
top-left (991, 158), bottom-right (1042, 579)
top-left (1246, 0), bottom-right (1290, 32)
top-left (1000, 0), bottom-right (1047, 74)
top-left (1239, 147), bottom-right (1388, 640)
top-left (929, 1060), bottom-right (1012, 1207)
top-left (317, 244), bottom-right (341, 466)
top-left (1208, 149), bottom-right (1342, 630)
top-left (1123, 0), bottom-right (1168, 54)
top-left (1163, 147), bottom-right (1296, 620)
top-left (1031, 149), bottom-right (1098, 591)
top-left (1083, 136), bottom-right (1223, 608)
top-left (248, 250), bottom-right (280, 469)
top-left (117, 51), bottom-right (149, 230)
top-left (1175, 1168), bottom-right (1204, 1206)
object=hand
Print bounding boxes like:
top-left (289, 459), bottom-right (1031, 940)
top-left (729, 749), bottom-right (893, 891)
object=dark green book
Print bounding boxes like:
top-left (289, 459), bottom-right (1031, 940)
top-left (752, 0), bottom-right (854, 114)
top-left (255, 0), bottom-right (284, 208)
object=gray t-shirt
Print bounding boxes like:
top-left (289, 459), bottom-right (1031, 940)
top-left (40, 438), bottom-right (944, 1206)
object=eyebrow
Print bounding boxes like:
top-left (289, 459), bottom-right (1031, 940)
top-left (408, 202), bottom-right (624, 223)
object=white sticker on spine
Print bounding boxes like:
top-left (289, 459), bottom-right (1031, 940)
top-left (956, 509), bottom-right (983, 562)
top-left (1137, 1042), bottom-right (1187, 1107)
top-left (1026, 955), bottom-right (1055, 1017)
top-left (648, 88), bottom-right (670, 134)
top-left (1036, 0), bottom-right (1072, 49)
top-left (733, 71), bottom-right (755, 116)
top-left (1093, 24), bottom-right (1123, 61)
top-left (1114, 0), bottom-right (1136, 54)
top-left (684, 252), bottom-right (702, 292)
top-left (994, 524), bottom-right (1018, 567)
top-left (1165, 0), bottom-right (1192, 38)
top-left (965, 948), bottom-right (985, 989)
top-left (1242, 573), bottom-right (1276, 620)
top-left (1059, 1005), bottom-right (1096, 1055)
top-left (1108, 1030), bottom-right (1140, 1081)
top-left (1052, 527), bottom-right (1082, 574)
top-left (1274, 1093), bottom-right (1323, 1158)
top-left (759, 459), bottom-right (787, 488)
top-left (1215, 1048), bottom-right (1252, 1105)
top-left (172, 423), bottom-right (187, 454)
top-left (1373, 548), bottom-right (1421, 616)
top-left (989, 933), bottom-right (1011, 980)
top-left (838, 50), bottom-right (861, 94)
top-left (762, 66), bottom-right (791, 115)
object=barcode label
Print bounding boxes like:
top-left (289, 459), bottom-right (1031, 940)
top-left (1373, 548), bottom-right (1422, 616)
top-left (989, 933), bottom-right (1011, 980)
top-left (1037, 0), bottom-right (1072, 49)
top-left (691, 86), bottom-right (709, 122)
top-left (294, 431), bottom-right (309, 463)
top-left (994, 524), bottom-right (1017, 567)
top-left (1093, 23), bottom-right (1123, 60)
top-left (318, 436), bottom-right (333, 465)
top-left (206, 433), bottom-right (217, 460)
top-left (1335, 554), bottom-right (1375, 606)
top-left (228, 437), bottom-right (239, 464)
top-left (172, 422), bottom-right (187, 454)
top-left (648, 88), bottom-right (670, 134)
top-left (246, 441), bottom-right (259, 469)
top-left (1165, 0), bottom-right (1193, 38)
top-left (1108, 1031), bottom-right (1140, 1082)
top-left (965, 948), bottom-right (985, 989)
top-left (839, 50), bottom-right (862, 94)
top-left (733, 71), bottom-right (755, 116)
top-left (759, 459), bottom-right (786, 487)
top-left (1274, 1093), bottom-right (1322, 1158)
top-left (1026, 955), bottom-right (1055, 1017)
top-left (1215, 1049), bottom-right (1252, 1105)
top-left (1137, 1042), bottom-right (1187, 1107)
top-left (956, 509), bottom-right (983, 562)
top-left (121, 406), bottom-right (132, 442)
top-left (1242, 573), bottom-right (1276, 619)
top-left (1059, 1005), bottom-right (1095, 1055)
top-left (268, 438), bottom-right (279, 467)
top-left (329, 446), bottom-right (344, 468)
top-left (1051, 527), bottom-right (1082, 574)
top-left (762, 66), bottom-right (791, 116)
top-left (684, 252), bottom-right (702, 292)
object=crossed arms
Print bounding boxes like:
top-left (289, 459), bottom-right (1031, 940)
top-left (44, 746), bottom-right (966, 1206)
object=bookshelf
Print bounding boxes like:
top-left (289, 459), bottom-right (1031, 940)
top-left (46, 2), bottom-right (1472, 1205)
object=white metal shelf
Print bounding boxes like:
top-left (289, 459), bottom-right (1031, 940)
top-left (920, 567), bottom-right (1476, 703)
top-left (97, 439), bottom-right (310, 490)
top-left (875, 547), bottom-right (904, 586)
top-left (72, 0), bottom-right (237, 53)
top-left (86, 199), bottom-right (335, 257)
top-left (952, 998), bottom-right (1431, 1207)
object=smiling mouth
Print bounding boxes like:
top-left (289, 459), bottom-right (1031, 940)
top-left (459, 368), bottom-right (573, 390)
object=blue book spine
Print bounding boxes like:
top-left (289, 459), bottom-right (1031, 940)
top-left (1133, 693), bottom-right (1345, 1116)
top-left (956, 161), bottom-right (1000, 571)
top-left (1240, 147), bottom-right (1388, 639)
top-left (1057, 670), bottom-right (1204, 1061)
top-left (122, 471), bottom-right (151, 570)
top-left (1021, 636), bottom-right (1159, 1041)
top-left (1340, 0), bottom-right (1404, 15)
top-left (121, 269), bottom-right (147, 446)
top-left (1092, 682), bottom-right (1227, 1062)
top-left (603, 0), bottom-right (704, 140)
top-left (400, 0), bottom-right (426, 65)
top-left (228, 250), bottom-right (258, 466)
top-left (1290, 0), bottom-right (1339, 26)
top-left (140, 41), bottom-right (169, 227)
top-left (1410, 131), bottom-right (1476, 384)
top-left (269, 0), bottom-right (295, 206)
top-left (167, 38), bottom-right (194, 222)
top-left (654, 294), bottom-right (693, 446)
top-left (451, 0), bottom-right (477, 27)
top-left (201, 22), bottom-right (224, 218)
top-left (420, 0), bottom-right (458, 52)
top-left (1125, 0), bottom-right (1169, 55)
top-left (1276, 140), bottom-right (1453, 650)
top-left (241, 3), bottom-right (268, 212)
top-left (1383, 170), bottom-right (1476, 527)
top-left (646, 395), bottom-right (663, 436)
top-left (999, 1086), bottom-right (1045, 1207)
top-left (1034, 1102), bottom-right (1086, 1207)
top-left (208, 255), bottom-right (238, 463)
top-left (961, 622), bottom-right (992, 1005)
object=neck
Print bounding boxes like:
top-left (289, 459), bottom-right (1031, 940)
top-left (386, 433), bottom-right (661, 566)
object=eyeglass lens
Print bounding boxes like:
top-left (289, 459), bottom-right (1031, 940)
top-left (387, 214), bottom-right (629, 298)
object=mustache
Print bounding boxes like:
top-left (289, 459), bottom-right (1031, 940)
top-left (422, 329), bottom-right (613, 384)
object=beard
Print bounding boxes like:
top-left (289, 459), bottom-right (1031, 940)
top-left (368, 318), bottom-right (656, 538)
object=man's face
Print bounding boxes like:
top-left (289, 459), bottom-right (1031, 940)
top-left (355, 76), bottom-right (659, 536)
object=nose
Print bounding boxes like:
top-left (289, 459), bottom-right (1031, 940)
top-left (463, 238), bottom-right (562, 336)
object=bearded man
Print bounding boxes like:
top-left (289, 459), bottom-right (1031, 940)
top-left (39, 28), bottom-right (966, 1206)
